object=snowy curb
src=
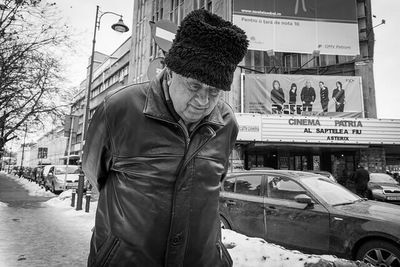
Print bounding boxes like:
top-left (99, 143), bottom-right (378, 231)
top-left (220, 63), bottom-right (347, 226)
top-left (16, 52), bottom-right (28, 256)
top-left (221, 229), bottom-right (371, 267)
top-left (6, 174), bottom-right (55, 197)
top-left (44, 189), bottom-right (98, 216)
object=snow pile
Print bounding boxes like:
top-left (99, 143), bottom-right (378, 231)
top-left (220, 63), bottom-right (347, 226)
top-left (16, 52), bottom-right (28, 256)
top-left (7, 174), bottom-right (55, 197)
top-left (0, 201), bottom-right (8, 207)
top-left (45, 189), bottom-right (98, 217)
top-left (222, 229), bottom-right (366, 267)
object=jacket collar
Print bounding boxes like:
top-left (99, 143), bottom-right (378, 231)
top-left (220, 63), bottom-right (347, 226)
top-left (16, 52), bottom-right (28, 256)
top-left (143, 69), bottom-right (225, 127)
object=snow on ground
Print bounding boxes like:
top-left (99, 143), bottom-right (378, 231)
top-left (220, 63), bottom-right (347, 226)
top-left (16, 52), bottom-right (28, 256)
top-left (45, 189), bottom-right (98, 218)
top-left (43, 192), bottom-right (365, 267)
top-left (7, 174), bottom-right (55, 197)
top-left (221, 230), bottom-right (366, 267)
top-left (0, 201), bottom-right (8, 207)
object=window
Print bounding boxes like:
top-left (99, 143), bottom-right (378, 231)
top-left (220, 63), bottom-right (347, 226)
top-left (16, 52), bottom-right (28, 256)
top-left (150, 0), bottom-right (164, 58)
top-left (319, 55), bottom-right (337, 67)
top-left (134, 0), bottom-right (146, 82)
top-left (170, 0), bottom-right (184, 25)
top-left (194, 0), bottom-right (212, 11)
top-left (223, 177), bottom-right (235, 192)
top-left (266, 176), bottom-right (307, 200)
top-left (235, 175), bottom-right (262, 196)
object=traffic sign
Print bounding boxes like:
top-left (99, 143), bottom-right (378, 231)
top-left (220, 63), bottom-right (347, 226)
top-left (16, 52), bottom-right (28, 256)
top-left (149, 20), bottom-right (178, 53)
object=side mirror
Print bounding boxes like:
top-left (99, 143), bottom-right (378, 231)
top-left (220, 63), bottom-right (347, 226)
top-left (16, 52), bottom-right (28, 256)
top-left (295, 194), bottom-right (313, 205)
top-left (48, 172), bottom-right (53, 176)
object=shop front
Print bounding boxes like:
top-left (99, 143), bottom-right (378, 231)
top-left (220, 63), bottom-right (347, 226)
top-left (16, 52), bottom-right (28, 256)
top-left (233, 114), bottom-right (400, 183)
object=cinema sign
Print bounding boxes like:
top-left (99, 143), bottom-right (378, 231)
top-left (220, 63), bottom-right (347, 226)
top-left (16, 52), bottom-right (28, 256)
top-left (262, 116), bottom-right (400, 145)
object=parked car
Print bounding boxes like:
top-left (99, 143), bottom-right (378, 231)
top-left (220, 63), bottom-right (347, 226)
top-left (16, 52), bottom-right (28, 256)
top-left (219, 170), bottom-right (400, 266)
top-left (368, 173), bottom-right (400, 203)
top-left (22, 167), bottom-right (32, 179)
top-left (30, 166), bottom-right (46, 185)
top-left (43, 165), bottom-right (81, 194)
top-left (306, 170), bottom-right (337, 182)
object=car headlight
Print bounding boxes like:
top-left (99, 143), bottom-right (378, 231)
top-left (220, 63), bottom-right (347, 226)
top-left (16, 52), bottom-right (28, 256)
top-left (372, 189), bottom-right (385, 196)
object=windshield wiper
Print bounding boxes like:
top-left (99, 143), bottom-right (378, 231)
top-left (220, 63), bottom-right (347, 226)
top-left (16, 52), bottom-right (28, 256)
top-left (333, 200), bottom-right (358, 206)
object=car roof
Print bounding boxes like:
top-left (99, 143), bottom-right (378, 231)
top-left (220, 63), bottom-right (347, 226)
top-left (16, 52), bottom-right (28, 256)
top-left (227, 169), bottom-right (322, 179)
top-left (52, 165), bottom-right (79, 167)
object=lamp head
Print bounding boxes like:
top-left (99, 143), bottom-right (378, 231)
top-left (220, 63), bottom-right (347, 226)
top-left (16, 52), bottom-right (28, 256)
top-left (111, 17), bottom-right (129, 33)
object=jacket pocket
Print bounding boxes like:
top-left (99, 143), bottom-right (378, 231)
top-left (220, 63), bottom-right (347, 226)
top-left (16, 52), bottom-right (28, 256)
top-left (95, 234), bottom-right (120, 267)
top-left (216, 239), bottom-right (233, 267)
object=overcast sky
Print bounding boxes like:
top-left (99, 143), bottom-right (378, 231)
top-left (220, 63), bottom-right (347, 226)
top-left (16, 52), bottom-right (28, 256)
top-left (53, 0), bottom-right (400, 120)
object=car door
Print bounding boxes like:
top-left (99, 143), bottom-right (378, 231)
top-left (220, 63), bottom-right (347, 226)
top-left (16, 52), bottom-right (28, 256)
top-left (264, 175), bottom-right (330, 253)
top-left (220, 174), bottom-right (266, 239)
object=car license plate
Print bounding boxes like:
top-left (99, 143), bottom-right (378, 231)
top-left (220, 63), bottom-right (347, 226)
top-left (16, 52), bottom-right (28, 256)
top-left (387, 196), bottom-right (400, 201)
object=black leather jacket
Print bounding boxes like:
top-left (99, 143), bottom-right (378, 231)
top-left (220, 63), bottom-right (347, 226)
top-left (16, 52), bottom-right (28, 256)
top-left (83, 72), bottom-right (238, 267)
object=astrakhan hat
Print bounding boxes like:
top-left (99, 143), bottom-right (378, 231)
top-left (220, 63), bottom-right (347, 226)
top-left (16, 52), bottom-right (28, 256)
top-left (164, 9), bottom-right (249, 91)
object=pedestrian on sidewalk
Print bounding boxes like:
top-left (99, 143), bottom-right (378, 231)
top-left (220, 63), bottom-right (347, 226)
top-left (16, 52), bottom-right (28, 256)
top-left (83, 9), bottom-right (248, 267)
top-left (354, 163), bottom-right (370, 198)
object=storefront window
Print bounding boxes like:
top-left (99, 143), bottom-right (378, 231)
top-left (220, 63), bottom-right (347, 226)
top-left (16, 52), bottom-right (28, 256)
top-left (313, 156), bottom-right (320, 171)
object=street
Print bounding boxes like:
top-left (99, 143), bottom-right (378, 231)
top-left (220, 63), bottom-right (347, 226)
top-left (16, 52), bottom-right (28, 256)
top-left (0, 173), bottom-right (93, 267)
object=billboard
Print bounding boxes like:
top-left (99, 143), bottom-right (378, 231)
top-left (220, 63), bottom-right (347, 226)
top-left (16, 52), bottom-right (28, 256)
top-left (233, 0), bottom-right (360, 55)
top-left (244, 73), bottom-right (363, 117)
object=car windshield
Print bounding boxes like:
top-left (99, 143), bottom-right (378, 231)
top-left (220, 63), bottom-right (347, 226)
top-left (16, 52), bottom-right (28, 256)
top-left (370, 173), bottom-right (398, 184)
top-left (54, 166), bottom-right (79, 175)
top-left (301, 177), bottom-right (360, 206)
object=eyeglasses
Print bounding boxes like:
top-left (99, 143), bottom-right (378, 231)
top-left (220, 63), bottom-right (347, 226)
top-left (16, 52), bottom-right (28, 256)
top-left (177, 75), bottom-right (221, 97)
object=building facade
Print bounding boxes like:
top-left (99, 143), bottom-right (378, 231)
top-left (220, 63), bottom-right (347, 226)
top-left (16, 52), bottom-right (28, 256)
top-left (127, 0), bottom-right (400, 182)
top-left (26, 127), bottom-right (69, 166)
top-left (69, 37), bottom-right (131, 161)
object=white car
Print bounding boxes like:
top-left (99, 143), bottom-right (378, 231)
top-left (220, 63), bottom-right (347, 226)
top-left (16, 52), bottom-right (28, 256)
top-left (43, 165), bottom-right (81, 193)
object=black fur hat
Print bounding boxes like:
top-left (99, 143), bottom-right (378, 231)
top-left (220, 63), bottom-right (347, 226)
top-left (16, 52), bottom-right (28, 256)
top-left (164, 9), bottom-right (248, 91)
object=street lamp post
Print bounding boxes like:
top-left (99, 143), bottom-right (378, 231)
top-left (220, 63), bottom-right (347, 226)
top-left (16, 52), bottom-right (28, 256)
top-left (77, 5), bottom-right (129, 210)
top-left (20, 124), bottom-right (27, 173)
top-left (82, 5), bottom-right (129, 149)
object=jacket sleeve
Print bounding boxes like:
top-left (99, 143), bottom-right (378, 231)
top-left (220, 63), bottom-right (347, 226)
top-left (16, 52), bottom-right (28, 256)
top-left (221, 117), bottom-right (239, 182)
top-left (82, 101), bottom-right (113, 190)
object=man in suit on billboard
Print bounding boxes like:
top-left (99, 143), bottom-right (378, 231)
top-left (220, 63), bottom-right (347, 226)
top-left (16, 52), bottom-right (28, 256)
top-left (301, 80), bottom-right (316, 112)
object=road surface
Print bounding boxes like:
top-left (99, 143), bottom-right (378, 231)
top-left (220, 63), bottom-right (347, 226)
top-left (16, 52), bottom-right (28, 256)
top-left (0, 173), bottom-right (93, 267)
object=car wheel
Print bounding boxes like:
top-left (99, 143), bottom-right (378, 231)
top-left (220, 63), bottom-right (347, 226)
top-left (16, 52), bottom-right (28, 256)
top-left (220, 216), bottom-right (231, 230)
top-left (356, 240), bottom-right (400, 267)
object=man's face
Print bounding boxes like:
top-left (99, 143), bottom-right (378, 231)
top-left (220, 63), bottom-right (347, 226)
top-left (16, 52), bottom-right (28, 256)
top-left (169, 72), bottom-right (221, 125)
top-left (306, 81), bottom-right (311, 88)
top-left (319, 82), bottom-right (324, 89)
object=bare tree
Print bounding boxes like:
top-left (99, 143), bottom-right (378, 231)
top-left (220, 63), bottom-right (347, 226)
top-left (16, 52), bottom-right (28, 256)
top-left (0, 0), bottom-right (73, 154)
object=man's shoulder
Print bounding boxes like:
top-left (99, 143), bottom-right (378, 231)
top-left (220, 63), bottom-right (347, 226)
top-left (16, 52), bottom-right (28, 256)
top-left (105, 82), bottom-right (149, 104)
top-left (216, 100), bottom-right (238, 127)
top-left (101, 82), bottom-right (150, 113)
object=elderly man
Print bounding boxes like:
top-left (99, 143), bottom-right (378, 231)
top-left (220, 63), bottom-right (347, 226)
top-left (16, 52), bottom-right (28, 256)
top-left (83, 9), bottom-right (248, 267)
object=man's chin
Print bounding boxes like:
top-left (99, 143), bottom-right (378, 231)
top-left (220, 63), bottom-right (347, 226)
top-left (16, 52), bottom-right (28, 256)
top-left (182, 113), bottom-right (207, 124)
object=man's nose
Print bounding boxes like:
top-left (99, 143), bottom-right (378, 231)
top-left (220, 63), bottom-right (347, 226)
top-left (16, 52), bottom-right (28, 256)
top-left (194, 88), bottom-right (209, 106)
